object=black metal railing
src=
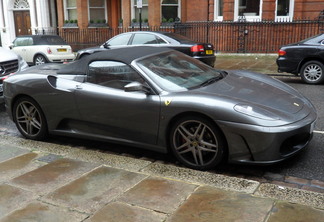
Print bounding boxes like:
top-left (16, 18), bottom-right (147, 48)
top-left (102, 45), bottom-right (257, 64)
top-left (33, 19), bottom-right (324, 53)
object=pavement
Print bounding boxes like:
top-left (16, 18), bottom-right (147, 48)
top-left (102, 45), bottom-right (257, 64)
top-left (0, 54), bottom-right (323, 222)
top-left (215, 53), bottom-right (281, 74)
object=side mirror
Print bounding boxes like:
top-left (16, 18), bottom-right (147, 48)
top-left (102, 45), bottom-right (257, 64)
top-left (103, 42), bottom-right (110, 49)
top-left (9, 44), bottom-right (14, 49)
top-left (124, 81), bottom-right (151, 94)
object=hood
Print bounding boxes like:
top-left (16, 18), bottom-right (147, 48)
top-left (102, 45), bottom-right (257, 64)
top-left (197, 70), bottom-right (305, 114)
top-left (0, 47), bottom-right (19, 61)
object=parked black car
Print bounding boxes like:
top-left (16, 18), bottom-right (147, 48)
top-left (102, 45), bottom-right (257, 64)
top-left (277, 33), bottom-right (324, 84)
top-left (76, 31), bottom-right (216, 67)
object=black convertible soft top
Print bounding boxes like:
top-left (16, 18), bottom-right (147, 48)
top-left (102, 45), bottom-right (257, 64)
top-left (57, 46), bottom-right (173, 75)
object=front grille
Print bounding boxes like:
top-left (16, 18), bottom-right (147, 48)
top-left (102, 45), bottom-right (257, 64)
top-left (0, 59), bottom-right (19, 77)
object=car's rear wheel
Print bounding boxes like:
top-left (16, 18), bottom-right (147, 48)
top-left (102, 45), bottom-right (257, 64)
top-left (13, 97), bottom-right (48, 140)
top-left (170, 116), bottom-right (226, 170)
top-left (34, 55), bottom-right (47, 66)
top-left (300, 61), bottom-right (324, 84)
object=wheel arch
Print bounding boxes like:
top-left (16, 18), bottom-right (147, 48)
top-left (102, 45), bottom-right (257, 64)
top-left (298, 57), bottom-right (324, 74)
top-left (33, 53), bottom-right (49, 63)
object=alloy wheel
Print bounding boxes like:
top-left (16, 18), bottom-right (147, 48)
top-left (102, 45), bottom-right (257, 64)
top-left (13, 97), bottom-right (47, 140)
top-left (303, 64), bottom-right (322, 82)
top-left (34, 55), bottom-right (46, 66)
top-left (171, 117), bottom-right (224, 170)
top-left (301, 61), bottom-right (324, 84)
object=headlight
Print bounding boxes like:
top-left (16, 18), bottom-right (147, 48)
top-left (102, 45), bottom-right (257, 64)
top-left (234, 104), bottom-right (280, 121)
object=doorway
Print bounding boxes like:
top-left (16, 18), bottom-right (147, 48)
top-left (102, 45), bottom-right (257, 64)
top-left (14, 11), bottom-right (31, 36)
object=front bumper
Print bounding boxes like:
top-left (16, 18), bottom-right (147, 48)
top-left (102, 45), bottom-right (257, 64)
top-left (217, 112), bottom-right (316, 165)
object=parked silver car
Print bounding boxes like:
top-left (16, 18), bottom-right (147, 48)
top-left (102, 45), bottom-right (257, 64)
top-left (3, 47), bottom-right (317, 170)
top-left (0, 47), bottom-right (28, 103)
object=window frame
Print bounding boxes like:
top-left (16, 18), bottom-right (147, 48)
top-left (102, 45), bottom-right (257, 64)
top-left (275, 0), bottom-right (294, 22)
top-left (64, 0), bottom-right (77, 21)
top-left (131, 0), bottom-right (149, 23)
top-left (234, 0), bottom-right (263, 22)
top-left (214, 0), bottom-right (224, 21)
top-left (161, 0), bottom-right (181, 22)
top-left (87, 0), bottom-right (108, 24)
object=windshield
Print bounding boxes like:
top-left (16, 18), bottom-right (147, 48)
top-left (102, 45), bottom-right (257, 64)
top-left (136, 51), bottom-right (223, 92)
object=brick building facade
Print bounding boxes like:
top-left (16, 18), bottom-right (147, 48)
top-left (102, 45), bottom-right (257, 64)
top-left (55, 0), bottom-right (324, 29)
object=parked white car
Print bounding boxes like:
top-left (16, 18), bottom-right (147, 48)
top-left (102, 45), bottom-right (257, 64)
top-left (0, 47), bottom-right (28, 103)
top-left (10, 35), bottom-right (75, 66)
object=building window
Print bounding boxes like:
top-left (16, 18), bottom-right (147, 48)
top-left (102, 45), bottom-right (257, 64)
top-left (132, 0), bottom-right (148, 23)
top-left (161, 0), bottom-right (180, 23)
top-left (214, 0), bottom-right (223, 21)
top-left (235, 0), bottom-right (262, 21)
top-left (64, 0), bottom-right (77, 21)
top-left (88, 0), bottom-right (107, 23)
top-left (276, 0), bottom-right (294, 21)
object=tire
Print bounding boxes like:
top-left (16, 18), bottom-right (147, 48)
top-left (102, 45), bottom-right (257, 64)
top-left (34, 55), bottom-right (47, 66)
top-left (300, 61), bottom-right (324, 84)
top-left (13, 97), bottom-right (48, 140)
top-left (169, 115), bottom-right (226, 170)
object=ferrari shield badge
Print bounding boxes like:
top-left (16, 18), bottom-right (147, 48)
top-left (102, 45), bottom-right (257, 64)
top-left (164, 99), bottom-right (172, 106)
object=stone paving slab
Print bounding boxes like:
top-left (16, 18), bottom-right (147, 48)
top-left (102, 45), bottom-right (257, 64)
top-left (0, 184), bottom-right (38, 218)
top-left (9, 158), bottom-right (100, 195)
top-left (0, 144), bottom-right (30, 162)
top-left (86, 202), bottom-right (166, 222)
top-left (141, 162), bottom-right (259, 193)
top-left (0, 201), bottom-right (87, 222)
top-left (43, 166), bottom-right (147, 214)
top-left (0, 152), bottom-right (42, 183)
top-left (167, 186), bottom-right (274, 222)
top-left (118, 177), bottom-right (198, 214)
top-left (267, 201), bottom-right (324, 222)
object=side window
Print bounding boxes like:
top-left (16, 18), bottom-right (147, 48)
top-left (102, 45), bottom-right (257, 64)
top-left (132, 34), bottom-right (158, 45)
top-left (87, 61), bottom-right (145, 90)
top-left (107, 34), bottom-right (132, 46)
top-left (14, 37), bottom-right (32, 47)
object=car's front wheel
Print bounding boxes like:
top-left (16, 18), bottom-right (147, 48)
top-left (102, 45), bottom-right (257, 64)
top-left (300, 61), bottom-right (324, 84)
top-left (13, 97), bottom-right (48, 140)
top-left (34, 55), bottom-right (47, 66)
top-left (170, 116), bottom-right (226, 170)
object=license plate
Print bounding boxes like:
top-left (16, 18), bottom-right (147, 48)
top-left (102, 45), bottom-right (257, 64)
top-left (0, 84), bottom-right (3, 93)
top-left (206, 50), bottom-right (213, 55)
top-left (57, 48), bottom-right (67, 52)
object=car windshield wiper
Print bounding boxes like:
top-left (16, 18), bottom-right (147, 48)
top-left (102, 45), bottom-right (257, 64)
top-left (199, 76), bottom-right (223, 87)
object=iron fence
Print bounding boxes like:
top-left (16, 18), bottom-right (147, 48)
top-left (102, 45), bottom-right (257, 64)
top-left (36, 19), bottom-right (324, 53)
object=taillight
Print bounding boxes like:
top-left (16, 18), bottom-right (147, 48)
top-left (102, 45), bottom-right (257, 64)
top-left (278, 49), bottom-right (286, 56)
top-left (191, 45), bottom-right (205, 52)
top-left (47, 47), bottom-right (52, 54)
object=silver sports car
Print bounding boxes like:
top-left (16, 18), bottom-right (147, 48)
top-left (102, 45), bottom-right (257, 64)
top-left (3, 46), bottom-right (317, 170)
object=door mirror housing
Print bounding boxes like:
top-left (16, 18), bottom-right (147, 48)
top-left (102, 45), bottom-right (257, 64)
top-left (124, 81), bottom-right (151, 94)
